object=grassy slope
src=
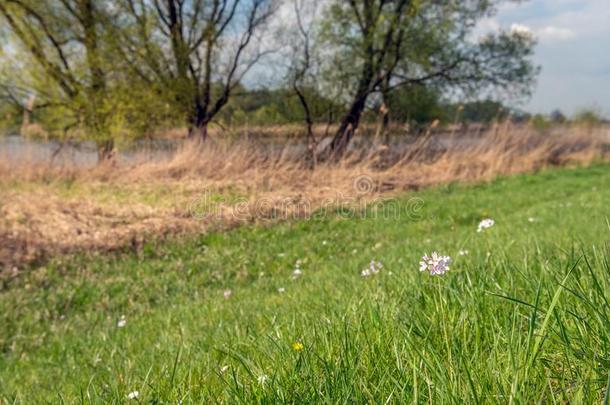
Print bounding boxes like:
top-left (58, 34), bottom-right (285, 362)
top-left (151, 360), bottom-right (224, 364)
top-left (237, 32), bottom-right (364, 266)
top-left (1, 164), bottom-right (610, 403)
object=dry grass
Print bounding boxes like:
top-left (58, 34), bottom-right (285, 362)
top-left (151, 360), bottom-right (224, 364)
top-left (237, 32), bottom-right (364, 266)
top-left (1, 122), bottom-right (609, 272)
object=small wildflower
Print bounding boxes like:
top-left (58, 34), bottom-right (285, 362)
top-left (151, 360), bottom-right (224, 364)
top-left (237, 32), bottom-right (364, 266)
top-left (278, 287), bottom-right (286, 293)
top-left (419, 252), bottom-right (452, 276)
top-left (223, 290), bottom-right (232, 299)
top-left (126, 391), bottom-right (139, 400)
top-left (477, 218), bottom-right (495, 232)
top-left (257, 374), bottom-right (269, 385)
top-left (322, 240), bottom-right (328, 245)
top-left (292, 342), bottom-right (304, 351)
top-left (458, 249), bottom-right (469, 256)
top-left (361, 260), bottom-right (383, 277)
top-left (292, 268), bottom-right (302, 279)
top-left (117, 315), bottom-right (127, 328)
top-left (528, 217), bottom-right (537, 223)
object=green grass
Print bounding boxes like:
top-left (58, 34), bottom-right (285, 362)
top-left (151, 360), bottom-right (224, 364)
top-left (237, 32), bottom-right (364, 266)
top-left (2, 164), bottom-right (610, 403)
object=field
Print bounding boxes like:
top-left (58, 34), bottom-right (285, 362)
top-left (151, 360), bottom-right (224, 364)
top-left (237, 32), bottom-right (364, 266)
top-left (2, 123), bottom-right (608, 269)
top-left (2, 163), bottom-right (610, 402)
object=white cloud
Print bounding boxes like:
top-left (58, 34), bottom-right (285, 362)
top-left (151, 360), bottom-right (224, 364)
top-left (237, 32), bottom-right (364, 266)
top-left (495, 0), bottom-right (610, 114)
top-left (537, 26), bottom-right (576, 42)
top-left (510, 23), bottom-right (533, 38)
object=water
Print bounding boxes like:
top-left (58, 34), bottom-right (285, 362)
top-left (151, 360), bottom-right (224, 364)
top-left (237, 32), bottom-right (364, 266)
top-left (0, 129), bottom-right (549, 167)
top-left (0, 134), bottom-right (178, 167)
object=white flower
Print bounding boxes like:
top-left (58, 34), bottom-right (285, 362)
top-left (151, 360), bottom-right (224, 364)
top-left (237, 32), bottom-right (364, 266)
top-left (278, 287), bottom-right (285, 293)
top-left (223, 290), bottom-right (232, 299)
top-left (419, 252), bottom-right (452, 276)
top-left (292, 268), bottom-right (302, 279)
top-left (257, 374), bottom-right (269, 385)
top-left (528, 217), bottom-right (537, 223)
top-left (458, 249), bottom-right (469, 256)
top-left (127, 391), bottom-right (139, 400)
top-left (117, 315), bottom-right (127, 328)
top-left (477, 218), bottom-right (495, 232)
top-left (361, 260), bottom-right (383, 277)
top-left (322, 240), bottom-right (328, 245)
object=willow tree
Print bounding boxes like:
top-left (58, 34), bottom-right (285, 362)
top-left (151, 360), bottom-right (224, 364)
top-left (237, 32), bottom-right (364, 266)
top-left (0, 0), bottom-right (120, 159)
top-left (318, 0), bottom-right (538, 156)
top-left (113, 0), bottom-right (277, 141)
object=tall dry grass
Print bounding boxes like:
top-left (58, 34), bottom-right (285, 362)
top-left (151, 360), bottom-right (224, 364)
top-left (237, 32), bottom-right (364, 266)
top-left (1, 122), bottom-right (609, 272)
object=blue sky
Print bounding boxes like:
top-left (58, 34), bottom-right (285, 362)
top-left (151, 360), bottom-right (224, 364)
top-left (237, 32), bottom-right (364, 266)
top-left (489, 0), bottom-right (610, 116)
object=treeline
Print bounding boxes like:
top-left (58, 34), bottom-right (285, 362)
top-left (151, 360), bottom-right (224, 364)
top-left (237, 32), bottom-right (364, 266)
top-left (0, 0), bottom-right (538, 160)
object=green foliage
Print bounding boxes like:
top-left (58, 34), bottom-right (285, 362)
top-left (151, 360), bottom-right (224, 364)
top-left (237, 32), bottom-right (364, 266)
top-left (2, 165), bottom-right (610, 401)
top-left (531, 114), bottom-right (552, 131)
top-left (220, 87), bottom-right (342, 127)
top-left (385, 85), bottom-right (445, 124)
top-left (573, 108), bottom-right (604, 127)
top-left (449, 99), bottom-right (510, 124)
top-left (0, 102), bottom-right (20, 134)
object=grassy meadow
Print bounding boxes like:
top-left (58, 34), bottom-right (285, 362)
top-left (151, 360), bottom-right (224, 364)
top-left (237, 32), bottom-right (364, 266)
top-left (2, 163), bottom-right (610, 402)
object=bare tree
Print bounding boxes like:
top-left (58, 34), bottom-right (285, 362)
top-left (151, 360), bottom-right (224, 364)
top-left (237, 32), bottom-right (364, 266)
top-left (116, 0), bottom-right (277, 141)
top-left (286, 0), bottom-right (321, 168)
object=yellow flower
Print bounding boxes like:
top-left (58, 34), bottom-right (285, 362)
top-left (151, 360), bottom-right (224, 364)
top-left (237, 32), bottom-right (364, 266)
top-left (292, 342), bottom-right (304, 352)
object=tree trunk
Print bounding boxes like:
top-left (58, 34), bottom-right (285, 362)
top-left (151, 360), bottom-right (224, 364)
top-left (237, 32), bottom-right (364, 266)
top-left (97, 139), bottom-right (114, 163)
top-left (306, 122), bottom-right (317, 170)
top-left (325, 96), bottom-right (367, 158)
top-left (188, 101), bottom-right (209, 143)
top-left (198, 122), bottom-right (209, 143)
top-left (323, 60), bottom-right (375, 158)
top-left (381, 102), bottom-right (391, 146)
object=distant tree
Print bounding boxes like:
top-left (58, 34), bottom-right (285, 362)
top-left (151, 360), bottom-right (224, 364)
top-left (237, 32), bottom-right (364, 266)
top-left (217, 86), bottom-right (339, 127)
top-left (510, 109), bottom-right (531, 124)
top-left (455, 100), bottom-right (509, 124)
top-left (384, 85), bottom-right (444, 125)
top-left (550, 109), bottom-right (566, 124)
top-left (114, 0), bottom-right (277, 142)
top-left (318, 0), bottom-right (539, 157)
top-left (573, 108), bottom-right (603, 128)
top-left (531, 113), bottom-right (551, 131)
